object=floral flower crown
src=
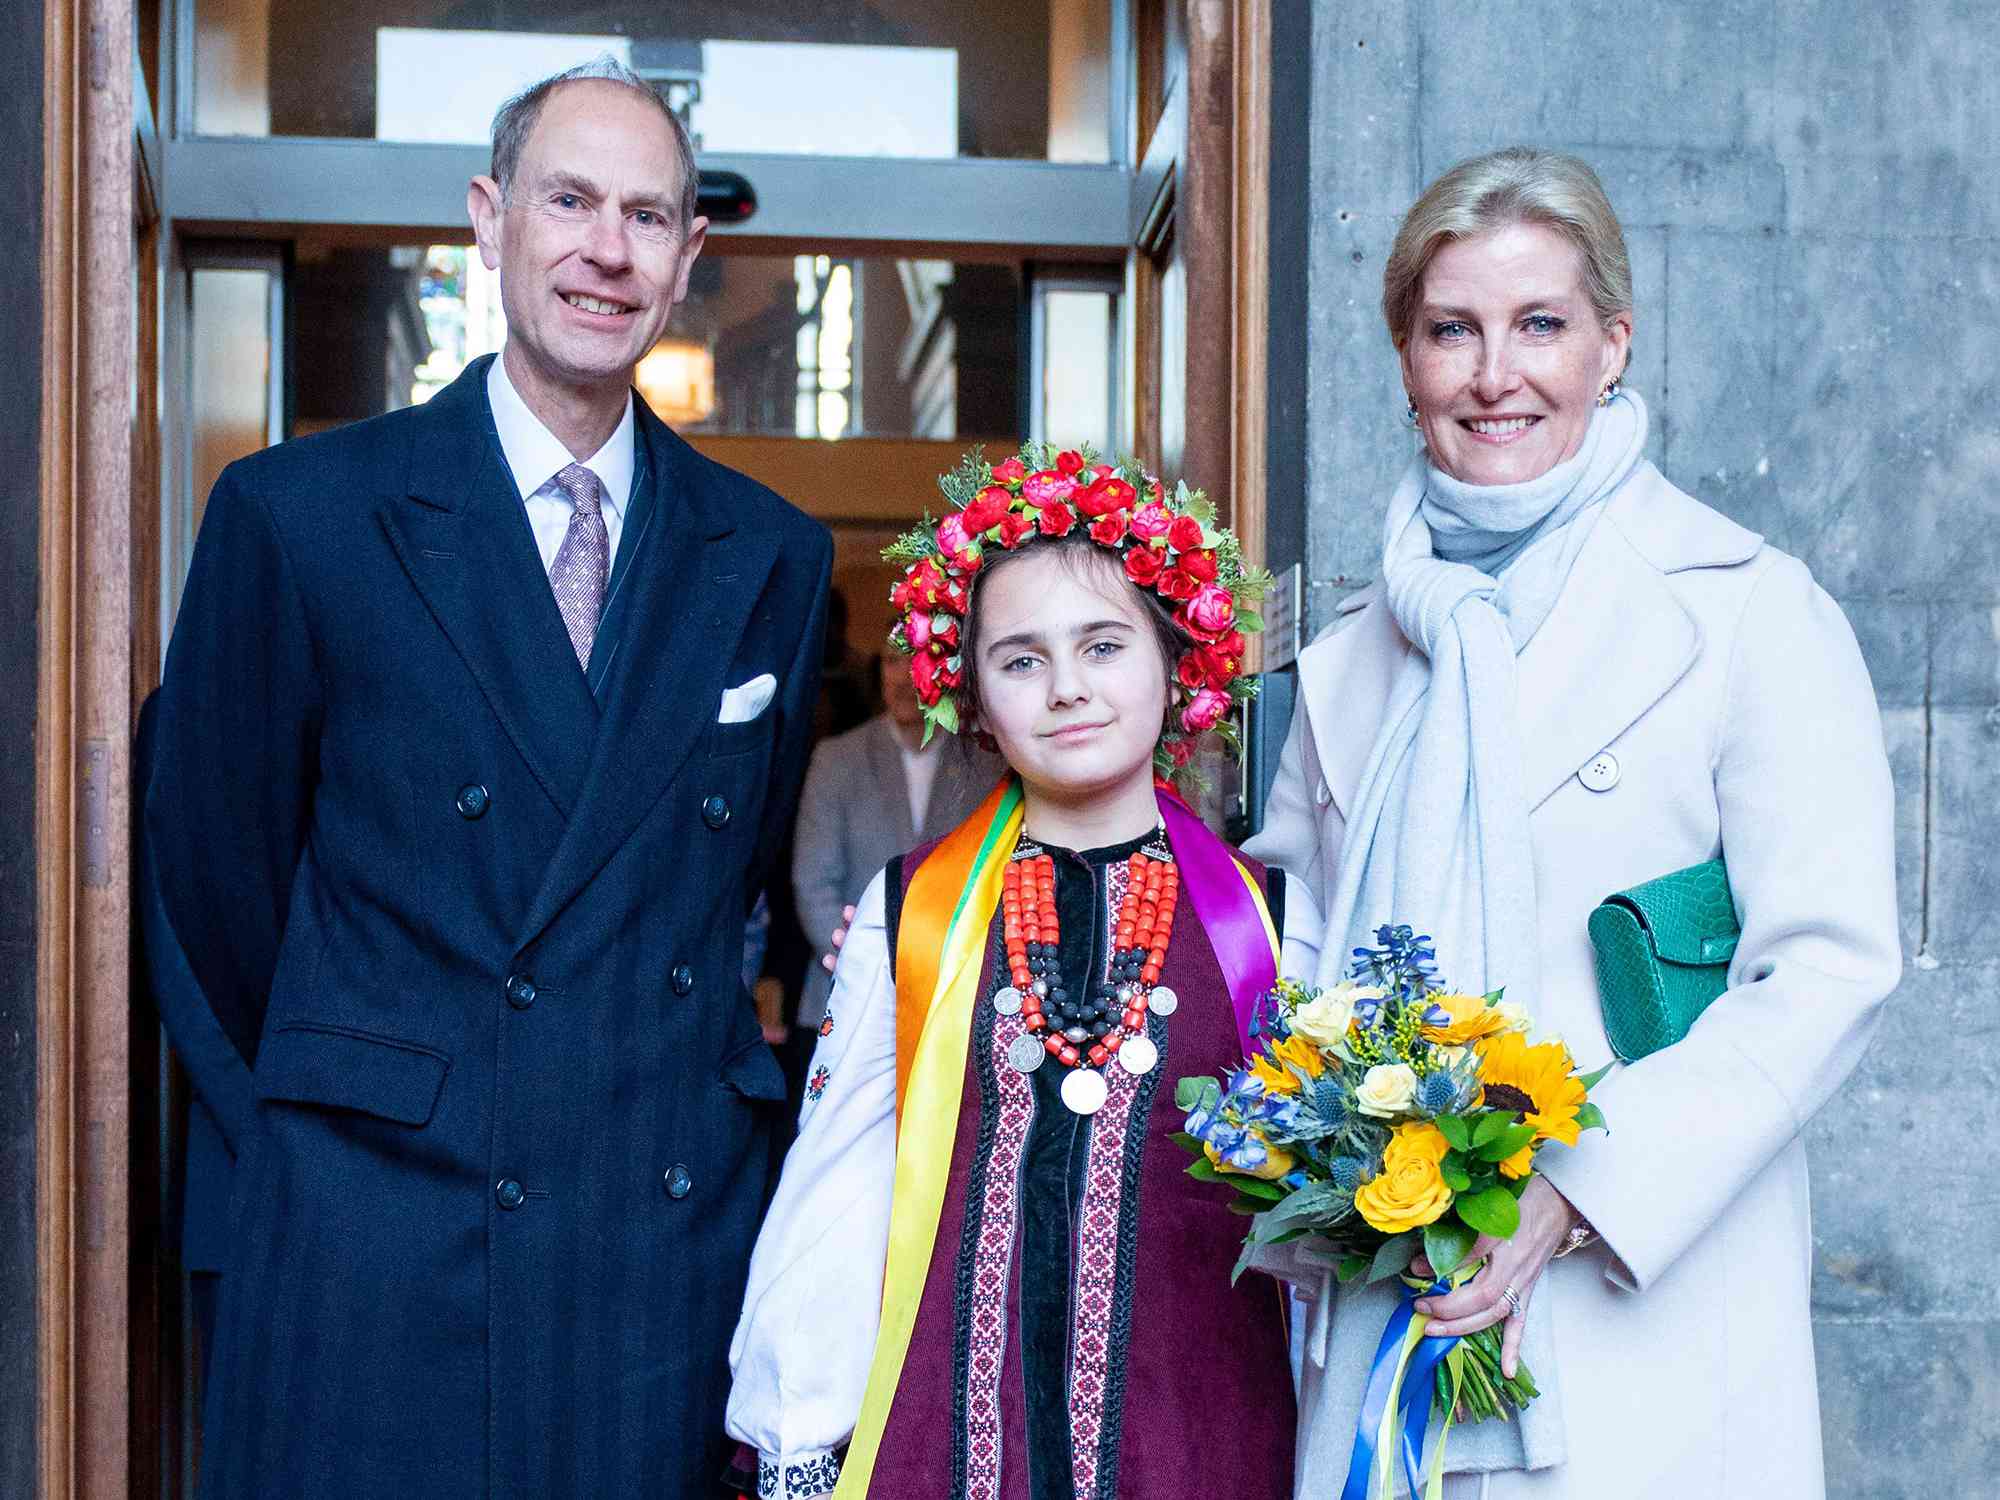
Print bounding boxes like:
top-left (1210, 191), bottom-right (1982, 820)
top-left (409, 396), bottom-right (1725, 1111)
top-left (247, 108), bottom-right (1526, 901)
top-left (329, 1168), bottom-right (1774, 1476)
top-left (883, 442), bottom-right (1272, 781)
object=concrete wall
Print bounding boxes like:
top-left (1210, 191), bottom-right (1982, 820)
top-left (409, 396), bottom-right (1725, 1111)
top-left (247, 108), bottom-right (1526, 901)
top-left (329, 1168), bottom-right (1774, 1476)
top-left (1298, 3), bottom-right (1998, 1494)
top-left (0, 0), bottom-right (40, 1484)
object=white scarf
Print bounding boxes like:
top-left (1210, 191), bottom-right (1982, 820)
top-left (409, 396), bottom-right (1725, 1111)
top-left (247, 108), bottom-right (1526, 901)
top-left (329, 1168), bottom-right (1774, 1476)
top-left (1303, 390), bottom-right (1649, 1481)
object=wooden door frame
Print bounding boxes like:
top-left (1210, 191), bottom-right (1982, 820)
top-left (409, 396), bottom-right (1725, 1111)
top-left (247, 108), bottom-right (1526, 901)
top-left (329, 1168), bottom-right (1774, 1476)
top-left (40, 0), bottom-right (139, 1492)
top-left (1132, 0), bottom-right (1270, 571)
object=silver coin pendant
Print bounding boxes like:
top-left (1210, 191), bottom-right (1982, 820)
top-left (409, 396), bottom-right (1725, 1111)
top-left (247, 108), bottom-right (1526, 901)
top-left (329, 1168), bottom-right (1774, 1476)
top-left (1061, 1066), bottom-right (1109, 1115)
top-left (1006, 1034), bottom-right (1046, 1074)
top-left (1118, 1034), bottom-right (1160, 1077)
top-left (991, 986), bottom-right (1023, 1016)
top-left (1148, 986), bottom-right (1179, 1017)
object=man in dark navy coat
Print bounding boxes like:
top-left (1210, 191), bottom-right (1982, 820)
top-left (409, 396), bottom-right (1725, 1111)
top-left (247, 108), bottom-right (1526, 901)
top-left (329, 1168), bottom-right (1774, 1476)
top-left (139, 58), bottom-right (831, 1497)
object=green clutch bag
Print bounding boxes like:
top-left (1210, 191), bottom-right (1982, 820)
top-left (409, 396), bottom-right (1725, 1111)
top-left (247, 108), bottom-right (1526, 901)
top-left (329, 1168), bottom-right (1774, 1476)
top-left (1587, 858), bottom-right (1740, 1061)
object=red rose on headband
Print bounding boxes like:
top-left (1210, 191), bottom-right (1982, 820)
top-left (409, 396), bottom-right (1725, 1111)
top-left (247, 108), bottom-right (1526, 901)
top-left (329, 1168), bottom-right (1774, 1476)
top-left (1023, 470), bottom-right (1076, 507)
top-left (963, 485), bottom-right (1013, 533)
top-left (1037, 502), bottom-right (1077, 537)
top-left (1179, 548), bottom-right (1219, 582)
top-left (1125, 544), bottom-right (1166, 587)
top-left (1076, 478), bottom-right (1130, 518)
top-left (1056, 450), bottom-right (1086, 476)
top-left (990, 456), bottom-right (1027, 486)
top-left (1167, 516), bottom-right (1205, 553)
top-left (929, 613), bottom-right (960, 650)
top-left (910, 650), bottom-right (944, 705)
top-left (1176, 584), bottom-right (1236, 640)
top-left (1157, 567), bottom-right (1201, 602)
top-left (1176, 652), bottom-right (1210, 691)
top-left (1180, 686), bottom-right (1230, 734)
top-left (1090, 511), bottom-right (1131, 546)
top-left (998, 511), bottom-right (1035, 548)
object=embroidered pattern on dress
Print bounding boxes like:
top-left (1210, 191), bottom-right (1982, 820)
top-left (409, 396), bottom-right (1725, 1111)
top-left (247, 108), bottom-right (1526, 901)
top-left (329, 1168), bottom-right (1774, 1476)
top-left (806, 1064), bottom-right (831, 1102)
top-left (1092, 1008), bottom-right (1166, 1495)
top-left (818, 1011), bottom-right (836, 1038)
top-left (758, 1457), bottom-right (778, 1497)
top-left (1065, 1037), bottom-right (1145, 1499)
top-left (953, 955), bottom-right (1037, 1500)
top-left (782, 1452), bottom-right (841, 1497)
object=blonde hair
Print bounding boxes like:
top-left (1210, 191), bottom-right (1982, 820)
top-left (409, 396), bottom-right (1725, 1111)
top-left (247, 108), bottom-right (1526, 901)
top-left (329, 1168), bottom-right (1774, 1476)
top-left (1382, 147), bottom-right (1632, 350)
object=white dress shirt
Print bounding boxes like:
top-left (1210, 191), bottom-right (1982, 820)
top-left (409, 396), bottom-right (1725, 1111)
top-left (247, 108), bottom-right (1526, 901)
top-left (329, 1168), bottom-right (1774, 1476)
top-left (486, 351), bottom-right (634, 574)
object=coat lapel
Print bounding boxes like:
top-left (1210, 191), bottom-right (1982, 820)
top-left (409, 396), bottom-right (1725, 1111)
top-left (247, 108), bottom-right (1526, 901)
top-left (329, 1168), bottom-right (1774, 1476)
top-left (378, 357), bottom-right (599, 815)
top-left (1296, 501), bottom-right (1709, 821)
top-left (515, 408), bottom-right (779, 946)
top-left (1514, 514), bottom-right (1702, 809)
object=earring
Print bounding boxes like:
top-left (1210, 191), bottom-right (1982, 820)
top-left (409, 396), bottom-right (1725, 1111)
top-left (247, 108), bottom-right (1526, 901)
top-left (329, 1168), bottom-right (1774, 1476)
top-left (1405, 397), bottom-right (1420, 427)
top-left (1596, 377), bottom-right (1622, 407)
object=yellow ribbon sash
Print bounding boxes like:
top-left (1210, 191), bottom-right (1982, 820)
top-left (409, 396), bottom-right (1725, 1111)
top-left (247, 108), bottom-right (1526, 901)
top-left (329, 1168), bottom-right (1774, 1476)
top-left (836, 777), bottom-right (1023, 1497)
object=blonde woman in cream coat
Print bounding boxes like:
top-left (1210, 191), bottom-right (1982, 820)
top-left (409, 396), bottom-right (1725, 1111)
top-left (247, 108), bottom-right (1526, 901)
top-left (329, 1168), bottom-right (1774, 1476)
top-left (1244, 148), bottom-right (1900, 1499)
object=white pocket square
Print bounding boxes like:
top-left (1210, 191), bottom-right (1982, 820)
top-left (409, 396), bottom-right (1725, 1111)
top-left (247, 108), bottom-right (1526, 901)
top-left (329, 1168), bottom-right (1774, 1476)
top-left (718, 673), bottom-right (777, 724)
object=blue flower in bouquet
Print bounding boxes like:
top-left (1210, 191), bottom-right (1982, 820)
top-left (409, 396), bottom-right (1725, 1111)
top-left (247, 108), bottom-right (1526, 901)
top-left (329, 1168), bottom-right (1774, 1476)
top-left (1413, 1069), bottom-right (1463, 1116)
top-left (1192, 1120), bottom-right (1288, 1184)
top-left (1329, 1155), bottom-right (1370, 1191)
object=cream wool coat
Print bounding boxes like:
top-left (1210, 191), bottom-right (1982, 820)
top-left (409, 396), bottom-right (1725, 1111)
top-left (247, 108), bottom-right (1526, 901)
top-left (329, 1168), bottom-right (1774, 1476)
top-left (1244, 468), bottom-right (1900, 1500)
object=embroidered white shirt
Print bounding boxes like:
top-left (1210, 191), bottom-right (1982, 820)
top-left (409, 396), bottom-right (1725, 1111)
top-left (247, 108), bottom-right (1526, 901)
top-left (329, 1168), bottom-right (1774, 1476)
top-left (486, 352), bottom-right (634, 575)
top-left (723, 864), bottom-right (1325, 1497)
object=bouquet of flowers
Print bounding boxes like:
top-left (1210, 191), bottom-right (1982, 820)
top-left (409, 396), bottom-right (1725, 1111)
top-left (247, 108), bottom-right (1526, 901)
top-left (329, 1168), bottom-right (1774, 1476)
top-left (1175, 925), bottom-right (1608, 1437)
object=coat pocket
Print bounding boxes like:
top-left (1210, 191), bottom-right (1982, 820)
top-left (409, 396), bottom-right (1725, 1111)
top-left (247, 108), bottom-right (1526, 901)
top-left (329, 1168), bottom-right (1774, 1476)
top-left (717, 1033), bottom-right (787, 1102)
top-left (255, 1022), bottom-right (452, 1126)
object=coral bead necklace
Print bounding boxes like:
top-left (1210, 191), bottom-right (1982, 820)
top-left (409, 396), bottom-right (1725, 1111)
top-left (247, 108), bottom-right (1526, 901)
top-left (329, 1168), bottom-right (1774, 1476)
top-left (994, 842), bottom-right (1182, 1115)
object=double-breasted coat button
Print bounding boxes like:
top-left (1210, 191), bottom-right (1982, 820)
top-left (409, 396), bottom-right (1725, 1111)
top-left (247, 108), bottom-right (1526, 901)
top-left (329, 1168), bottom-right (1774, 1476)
top-left (505, 973), bottom-right (537, 1009)
top-left (663, 1165), bottom-right (693, 1199)
top-left (1578, 751), bottom-right (1621, 793)
top-left (670, 964), bottom-right (695, 996)
top-left (701, 794), bottom-right (731, 830)
top-left (494, 1178), bottom-right (525, 1210)
top-left (455, 783), bottom-right (490, 819)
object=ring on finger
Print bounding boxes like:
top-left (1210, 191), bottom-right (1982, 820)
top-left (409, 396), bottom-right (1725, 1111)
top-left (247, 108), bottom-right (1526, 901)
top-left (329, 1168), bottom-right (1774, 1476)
top-left (1500, 1284), bottom-right (1523, 1319)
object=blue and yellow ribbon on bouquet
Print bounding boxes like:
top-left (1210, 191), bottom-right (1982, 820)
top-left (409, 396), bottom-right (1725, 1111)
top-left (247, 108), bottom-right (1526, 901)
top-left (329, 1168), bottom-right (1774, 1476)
top-left (1341, 1270), bottom-right (1484, 1500)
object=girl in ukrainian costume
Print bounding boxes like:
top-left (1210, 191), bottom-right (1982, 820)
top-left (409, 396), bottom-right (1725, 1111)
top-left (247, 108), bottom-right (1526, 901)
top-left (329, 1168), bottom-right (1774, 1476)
top-left (726, 446), bottom-right (1321, 1500)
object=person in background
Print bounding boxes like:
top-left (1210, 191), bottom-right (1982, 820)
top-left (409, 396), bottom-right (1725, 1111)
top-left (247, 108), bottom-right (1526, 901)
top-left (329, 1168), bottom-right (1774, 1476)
top-left (785, 652), bottom-right (1003, 1103)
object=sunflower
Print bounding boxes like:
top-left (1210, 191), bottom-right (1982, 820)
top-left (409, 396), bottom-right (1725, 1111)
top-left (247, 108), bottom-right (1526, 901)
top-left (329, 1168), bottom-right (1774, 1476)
top-left (1473, 1031), bottom-right (1587, 1179)
top-left (1248, 1033), bottom-right (1327, 1096)
top-left (1421, 991), bottom-right (1513, 1046)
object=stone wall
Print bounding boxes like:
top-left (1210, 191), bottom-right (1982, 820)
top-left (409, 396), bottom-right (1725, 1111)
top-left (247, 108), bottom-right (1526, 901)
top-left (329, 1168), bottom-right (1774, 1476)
top-left (1297, 3), bottom-right (1999, 1493)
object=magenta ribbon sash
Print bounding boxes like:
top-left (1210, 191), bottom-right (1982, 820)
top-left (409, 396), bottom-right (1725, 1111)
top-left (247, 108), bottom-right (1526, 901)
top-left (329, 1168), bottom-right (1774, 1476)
top-left (1157, 787), bottom-right (1278, 1056)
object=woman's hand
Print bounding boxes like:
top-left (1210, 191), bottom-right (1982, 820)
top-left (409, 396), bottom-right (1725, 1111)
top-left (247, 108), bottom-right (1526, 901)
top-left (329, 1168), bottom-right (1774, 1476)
top-left (819, 905), bottom-right (858, 974)
top-left (1409, 1177), bottom-right (1580, 1378)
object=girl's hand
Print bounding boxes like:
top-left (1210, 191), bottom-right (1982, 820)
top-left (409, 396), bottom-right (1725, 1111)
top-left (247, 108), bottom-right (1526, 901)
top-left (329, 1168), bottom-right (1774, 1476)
top-left (820, 905), bottom-right (858, 974)
top-left (1408, 1176), bottom-right (1580, 1378)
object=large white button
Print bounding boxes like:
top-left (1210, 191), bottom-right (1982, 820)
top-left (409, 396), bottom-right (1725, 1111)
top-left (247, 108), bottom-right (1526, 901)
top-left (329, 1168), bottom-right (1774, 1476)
top-left (1578, 751), bottom-right (1621, 793)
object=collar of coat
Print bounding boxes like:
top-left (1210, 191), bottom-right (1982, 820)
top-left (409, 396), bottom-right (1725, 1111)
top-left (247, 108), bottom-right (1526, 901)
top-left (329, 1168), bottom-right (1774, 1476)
top-left (1299, 462), bottom-right (1764, 821)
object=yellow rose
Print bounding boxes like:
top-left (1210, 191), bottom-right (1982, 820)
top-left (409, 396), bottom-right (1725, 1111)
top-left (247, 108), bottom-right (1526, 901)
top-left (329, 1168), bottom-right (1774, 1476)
top-left (1420, 991), bottom-right (1513, 1046)
top-left (1354, 1062), bottom-right (1419, 1118)
top-left (1354, 1122), bottom-right (1454, 1234)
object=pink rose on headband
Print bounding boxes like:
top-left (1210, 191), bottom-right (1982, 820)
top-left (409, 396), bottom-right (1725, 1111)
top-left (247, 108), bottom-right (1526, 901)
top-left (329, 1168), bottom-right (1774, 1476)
top-left (1023, 470), bottom-right (1077, 507)
top-left (1181, 687), bottom-right (1229, 734)
top-left (1176, 584), bottom-right (1236, 640)
top-left (1129, 503), bottom-right (1174, 540)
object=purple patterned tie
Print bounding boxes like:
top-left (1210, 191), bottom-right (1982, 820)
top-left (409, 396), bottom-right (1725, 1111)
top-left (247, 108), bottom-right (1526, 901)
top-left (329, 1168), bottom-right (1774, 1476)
top-left (548, 463), bottom-right (609, 671)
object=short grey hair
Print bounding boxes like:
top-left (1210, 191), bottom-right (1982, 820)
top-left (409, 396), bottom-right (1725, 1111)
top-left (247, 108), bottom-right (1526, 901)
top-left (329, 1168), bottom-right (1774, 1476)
top-left (489, 56), bottom-right (699, 231)
top-left (1382, 146), bottom-right (1632, 351)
